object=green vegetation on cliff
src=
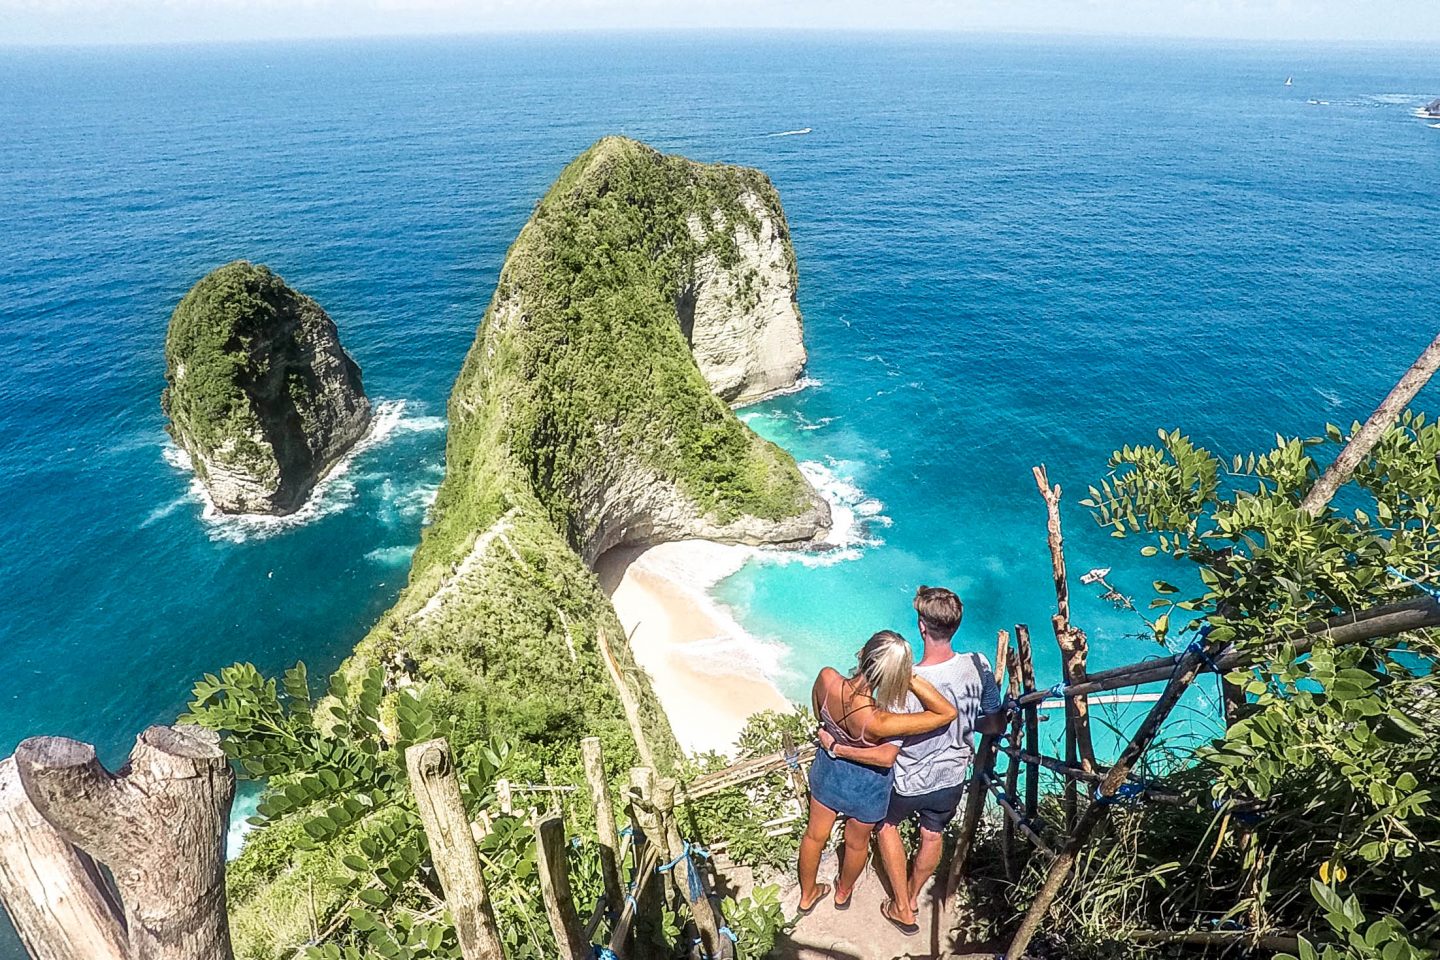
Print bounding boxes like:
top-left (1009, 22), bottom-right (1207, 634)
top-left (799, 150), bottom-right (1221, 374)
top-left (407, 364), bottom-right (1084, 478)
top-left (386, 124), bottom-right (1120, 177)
top-left (193, 139), bottom-right (826, 958)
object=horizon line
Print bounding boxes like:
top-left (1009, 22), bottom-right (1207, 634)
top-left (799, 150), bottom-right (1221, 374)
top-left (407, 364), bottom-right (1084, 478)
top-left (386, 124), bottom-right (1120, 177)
top-left (5, 24), bottom-right (1440, 52)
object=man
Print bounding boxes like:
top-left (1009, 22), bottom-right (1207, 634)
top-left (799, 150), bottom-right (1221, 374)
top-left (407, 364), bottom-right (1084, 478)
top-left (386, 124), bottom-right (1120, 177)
top-left (822, 585), bottom-right (1003, 930)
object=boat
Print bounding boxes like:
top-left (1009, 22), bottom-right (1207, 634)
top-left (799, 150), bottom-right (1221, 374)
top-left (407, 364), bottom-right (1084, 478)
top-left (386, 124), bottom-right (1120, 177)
top-left (1284, 76), bottom-right (1293, 86)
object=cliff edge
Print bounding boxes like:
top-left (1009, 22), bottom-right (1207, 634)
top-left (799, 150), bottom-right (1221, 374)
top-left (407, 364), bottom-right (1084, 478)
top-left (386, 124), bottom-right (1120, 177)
top-left (161, 261), bottom-right (371, 515)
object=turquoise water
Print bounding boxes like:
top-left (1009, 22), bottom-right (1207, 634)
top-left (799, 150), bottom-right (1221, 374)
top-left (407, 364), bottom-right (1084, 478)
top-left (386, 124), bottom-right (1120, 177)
top-left (2, 33), bottom-right (1438, 954)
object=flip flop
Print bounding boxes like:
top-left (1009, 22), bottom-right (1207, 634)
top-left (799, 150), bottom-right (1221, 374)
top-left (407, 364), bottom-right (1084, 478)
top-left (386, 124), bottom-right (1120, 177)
top-left (797, 882), bottom-right (831, 916)
top-left (833, 882), bottom-right (853, 910)
top-left (880, 898), bottom-right (919, 936)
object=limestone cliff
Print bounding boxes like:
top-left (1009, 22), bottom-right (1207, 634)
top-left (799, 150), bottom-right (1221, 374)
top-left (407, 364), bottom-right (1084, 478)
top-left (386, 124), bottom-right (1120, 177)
top-left (681, 176), bottom-right (807, 404)
top-left (161, 261), bottom-right (371, 515)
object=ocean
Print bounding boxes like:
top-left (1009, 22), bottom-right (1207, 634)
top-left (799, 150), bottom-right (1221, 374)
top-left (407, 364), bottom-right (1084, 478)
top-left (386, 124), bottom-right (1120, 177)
top-left (1, 31), bottom-right (1437, 956)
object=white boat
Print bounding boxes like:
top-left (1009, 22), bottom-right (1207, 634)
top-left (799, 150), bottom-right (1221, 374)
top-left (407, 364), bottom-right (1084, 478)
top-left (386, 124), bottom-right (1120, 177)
top-left (1284, 76), bottom-right (1294, 86)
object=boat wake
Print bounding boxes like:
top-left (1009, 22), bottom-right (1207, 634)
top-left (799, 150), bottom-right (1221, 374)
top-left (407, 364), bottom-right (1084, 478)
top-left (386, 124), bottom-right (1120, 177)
top-left (765, 127), bottom-right (812, 137)
top-left (154, 399), bottom-right (446, 543)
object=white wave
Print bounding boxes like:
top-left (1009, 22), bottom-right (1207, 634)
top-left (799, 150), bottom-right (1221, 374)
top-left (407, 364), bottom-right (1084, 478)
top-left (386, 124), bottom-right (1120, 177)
top-left (766, 127), bottom-right (812, 137)
top-left (1369, 93), bottom-right (1432, 104)
top-left (1430, 123), bottom-right (1440, 130)
top-left (159, 399), bottom-right (442, 543)
top-left (797, 415), bottom-right (836, 431)
top-left (732, 374), bottom-right (823, 408)
top-left (366, 544), bottom-right (418, 566)
top-left (1317, 386), bottom-right (1343, 409)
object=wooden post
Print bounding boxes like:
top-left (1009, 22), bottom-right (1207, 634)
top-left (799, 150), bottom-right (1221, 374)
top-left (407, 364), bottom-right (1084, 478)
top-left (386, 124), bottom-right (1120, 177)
top-left (14, 725), bottom-right (234, 960)
top-left (1003, 641), bottom-right (1220, 960)
top-left (992, 631), bottom-right (1009, 685)
top-left (405, 739), bottom-right (504, 960)
top-left (0, 757), bottom-right (128, 960)
top-left (597, 627), bottom-right (657, 770)
top-left (943, 730), bottom-right (1001, 904)
top-left (1001, 642), bottom-right (1024, 881)
top-left (534, 814), bottom-right (589, 959)
top-left (1034, 465), bottom-right (1097, 832)
top-left (1015, 624), bottom-right (1040, 822)
top-left (580, 737), bottom-right (624, 922)
top-left (627, 768), bottom-right (667, 960)
top-left (1301, 330), bottom-right (1440, 516)
top-left (654, 777), bottom-right (732, 960)
top-left (780, 731), bottom-right (809, 805)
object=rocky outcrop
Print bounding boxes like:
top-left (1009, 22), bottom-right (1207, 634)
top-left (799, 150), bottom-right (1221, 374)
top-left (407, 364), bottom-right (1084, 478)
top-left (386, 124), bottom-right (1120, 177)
top-left (161, 261), bottom-right (371, 515)
top-left (681, 188), bottom-right (807, 405)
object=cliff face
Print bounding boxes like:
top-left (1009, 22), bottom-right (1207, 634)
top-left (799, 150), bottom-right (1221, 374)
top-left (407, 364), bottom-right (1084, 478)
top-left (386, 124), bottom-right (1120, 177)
top-left (161, 261), bottom-right (371, 515)
top-left (680, 183), bottom-right (807, 405)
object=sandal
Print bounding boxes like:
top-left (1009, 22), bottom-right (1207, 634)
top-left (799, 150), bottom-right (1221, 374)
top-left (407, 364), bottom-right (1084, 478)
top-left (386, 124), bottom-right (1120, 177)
top-left (798, 882), bottom-right (831, 915)
top-left (834, 882), bottom-right (853, 910)
top-left (880, 898), bottom-right (919, 936)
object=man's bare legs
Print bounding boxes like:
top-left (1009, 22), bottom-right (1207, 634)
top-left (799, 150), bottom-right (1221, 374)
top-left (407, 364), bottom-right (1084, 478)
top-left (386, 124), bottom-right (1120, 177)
top-left (907, 826), bottom-right (946, 912)
top-left (798, 795), bottom-right (837, 910)
top-left (873, 822), bottom-right (916, 924)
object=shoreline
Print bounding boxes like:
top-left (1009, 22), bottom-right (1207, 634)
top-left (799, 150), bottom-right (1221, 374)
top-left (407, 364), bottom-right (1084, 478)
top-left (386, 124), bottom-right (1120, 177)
top-left (597, 541), bottom-right (794, 757)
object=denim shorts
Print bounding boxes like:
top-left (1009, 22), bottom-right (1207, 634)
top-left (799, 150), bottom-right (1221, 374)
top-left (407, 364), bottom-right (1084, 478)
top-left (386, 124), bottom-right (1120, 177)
top-left (883, 781), bottom-right (967, 833)
top-left (809, 749), bottom-right (895, 824)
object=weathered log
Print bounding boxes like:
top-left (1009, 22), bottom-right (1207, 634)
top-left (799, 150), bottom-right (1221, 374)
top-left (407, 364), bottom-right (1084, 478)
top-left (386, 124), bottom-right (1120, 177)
top-left (1129, 928), bottom-right (1301, 953)
top-left (982, 771), bottom-right (1056, 858)
top-left (779, 732), bottom-right (809, 804)
top-left (14, 725), bottom-right (233, 960)
top-left (580, 737), bottom-right (624, 922)
top-left (1000, 638), bottom-right (1023, 881)
top-left (1301, 330), bottom-right (1440, 516)
top-left (626, 768), bottom-right (670, 960)
top-left (534, 814), bottom-right (589, 959)
top-left (404, 739), bottom-right (504, 960)
top-left (0, 757), bottom-right (128, 960)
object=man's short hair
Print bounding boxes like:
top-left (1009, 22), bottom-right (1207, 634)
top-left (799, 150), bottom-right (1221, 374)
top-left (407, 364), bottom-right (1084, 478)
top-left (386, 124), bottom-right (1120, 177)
top-left (914, 585), bottom-right (963, 638)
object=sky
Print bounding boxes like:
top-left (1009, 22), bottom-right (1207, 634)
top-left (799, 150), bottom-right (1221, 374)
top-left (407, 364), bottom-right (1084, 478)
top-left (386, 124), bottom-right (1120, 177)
top-left (0, 0), bottom-right (1435, 48)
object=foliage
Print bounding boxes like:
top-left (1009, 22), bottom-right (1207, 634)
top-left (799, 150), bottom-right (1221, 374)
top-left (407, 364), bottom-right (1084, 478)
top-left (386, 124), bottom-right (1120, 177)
top-left (677, 708), bottom-right (814, 874)
top-left (1062, 416), bottom-right (1440, 954)
top-left (720, 884), bottom-right (792, 960)
top-left (185, 660), bottom-right (588, 960)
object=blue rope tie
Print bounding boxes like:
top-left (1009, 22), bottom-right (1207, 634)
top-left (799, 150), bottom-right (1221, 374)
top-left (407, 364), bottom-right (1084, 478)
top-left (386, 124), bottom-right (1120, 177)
top-left (1387, 565), bottom-right (1440, 600)
top-left (593, 947), bottom-right (620, 960)
top-left (619, 825), bottom-right (634, 838)
top-left (1092, 782), bottom-right (1147, 806)
top-left (719, 925), bottom-right (738, 943)
top-left (1186, 639), bottom-right (1222, 674)
top-left (657, 841), bottom-right (712, 902)
top-left (1045, 682), bottom-right (1067, 700)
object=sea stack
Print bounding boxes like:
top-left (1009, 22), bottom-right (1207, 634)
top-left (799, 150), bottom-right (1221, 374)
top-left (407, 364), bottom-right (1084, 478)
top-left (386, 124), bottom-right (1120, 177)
top-left (161, 261), bottom-right (371, 515)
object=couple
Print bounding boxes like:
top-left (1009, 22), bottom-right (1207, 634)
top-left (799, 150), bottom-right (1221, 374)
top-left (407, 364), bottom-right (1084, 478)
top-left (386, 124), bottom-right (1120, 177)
top-left (798, 585), bottom-right (1003, 933)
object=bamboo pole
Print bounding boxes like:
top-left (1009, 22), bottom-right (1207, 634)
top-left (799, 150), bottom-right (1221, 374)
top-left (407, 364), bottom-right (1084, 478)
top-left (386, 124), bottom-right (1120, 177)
top-left (0, 757), bottom-right (128, 960)
top-left (405, 739), bottom-right (504, 960)
top-left (14, 725), bottom-right (235, 960)
top-left (534, 814), bottom-right (589, 960)
top-left (1003, 640), bottom-right (1221, 960)
top-left (580, 737), bottom-right (623, 922)
top-left (982, 772), bottom-right (1056, 858)
top-left (597, 627), bottom-right (657, 771)
top-left (943, 729), bottom-right (1003, 905)
top-left (1301, 330), bottom-right (1440, 516)
top-left (995, 745), bottom-right (1187, 805)
top-left (1014, 624), bottom-right (1040, 822)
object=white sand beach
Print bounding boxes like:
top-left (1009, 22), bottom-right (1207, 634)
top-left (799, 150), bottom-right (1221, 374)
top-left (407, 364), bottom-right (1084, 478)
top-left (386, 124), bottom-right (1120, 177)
top-left (597, 540), bottom-right (794, 757)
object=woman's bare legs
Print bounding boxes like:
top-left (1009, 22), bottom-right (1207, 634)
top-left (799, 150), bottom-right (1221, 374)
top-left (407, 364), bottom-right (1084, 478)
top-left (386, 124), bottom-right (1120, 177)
top-left (834, 817), bottom-right (877, 906)
top-left (798, 794), bottom-right (838, 909)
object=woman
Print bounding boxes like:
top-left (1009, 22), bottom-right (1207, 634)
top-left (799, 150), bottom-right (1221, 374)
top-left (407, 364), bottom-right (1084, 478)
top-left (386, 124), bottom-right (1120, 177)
top-left (798, 630), bottom-right (957, 929)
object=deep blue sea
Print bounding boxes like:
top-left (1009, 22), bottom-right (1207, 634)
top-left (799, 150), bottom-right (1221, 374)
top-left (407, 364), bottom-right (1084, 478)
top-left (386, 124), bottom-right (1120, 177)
top-left (2, 32), bottom-right (1438, 955)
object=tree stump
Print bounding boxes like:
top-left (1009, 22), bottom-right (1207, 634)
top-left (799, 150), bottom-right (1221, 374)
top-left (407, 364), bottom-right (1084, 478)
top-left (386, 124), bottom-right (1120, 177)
top-left (0, 757), bottom-right (128, 960)
top-left (13, 725), bottom-right (235, 960)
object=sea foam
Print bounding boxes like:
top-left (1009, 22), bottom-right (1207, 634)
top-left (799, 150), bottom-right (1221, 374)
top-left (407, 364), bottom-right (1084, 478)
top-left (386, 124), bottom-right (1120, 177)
top-left (159, 399), bottom-right (445, 543)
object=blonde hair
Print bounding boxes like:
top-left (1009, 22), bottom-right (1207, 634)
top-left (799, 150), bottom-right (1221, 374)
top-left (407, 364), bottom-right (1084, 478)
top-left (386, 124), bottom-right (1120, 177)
top-left (853, 630), bottom-right (913, 712)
